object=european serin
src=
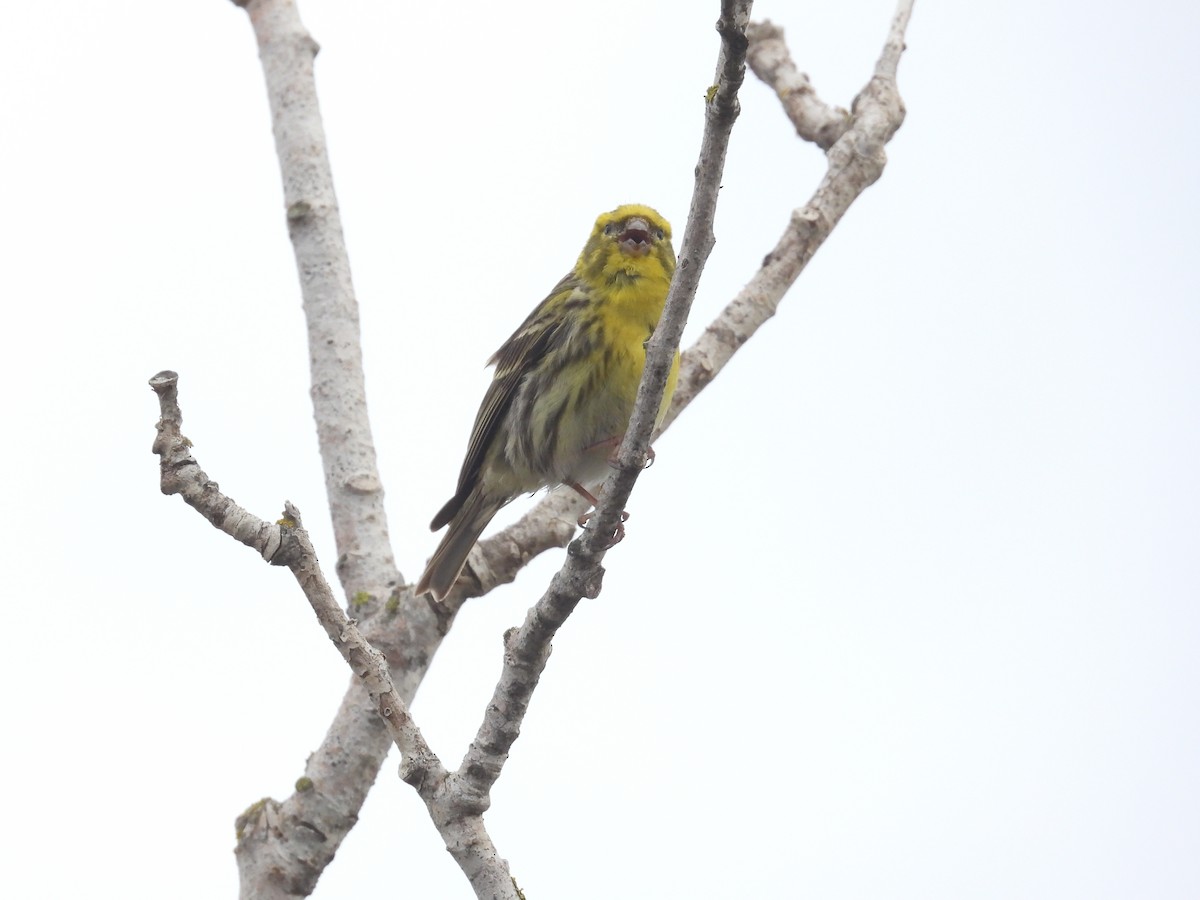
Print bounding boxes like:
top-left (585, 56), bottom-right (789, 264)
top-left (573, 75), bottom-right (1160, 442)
top-left (416, 204), bottom-right (678, 600)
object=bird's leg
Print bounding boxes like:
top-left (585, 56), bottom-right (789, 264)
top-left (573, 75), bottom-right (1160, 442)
top-left (570, 436), bottom-right (659, 547)
top-left (585, 435), bottom-right (657, 470)
top-left (570, 481), bottom-right (628, 548)
top-left (569, 481), bottom-right (601, 508)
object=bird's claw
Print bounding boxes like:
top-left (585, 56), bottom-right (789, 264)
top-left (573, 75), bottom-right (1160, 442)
top-left (578, 509), bottom-right (629, 548)
top-left (605, 443), bottom-right (657, 470)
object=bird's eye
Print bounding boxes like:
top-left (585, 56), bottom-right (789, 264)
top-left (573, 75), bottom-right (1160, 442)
top-left (654, 228), bottom-right (665, 240)
top-left (603, 223), bottom-right (616, 235)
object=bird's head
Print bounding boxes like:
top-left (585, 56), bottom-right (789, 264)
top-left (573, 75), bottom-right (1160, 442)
top-left (577, 204), bottom-right (675, 288)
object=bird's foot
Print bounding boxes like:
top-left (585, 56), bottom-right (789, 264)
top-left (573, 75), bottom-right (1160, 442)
top-left (590, 435), bottom-right (656, 470)
top-left (577, 508), bottom-right (629, 548)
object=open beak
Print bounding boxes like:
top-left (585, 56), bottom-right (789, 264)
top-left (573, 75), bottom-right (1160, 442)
top-left (617, 217), bottom-right (652, 258)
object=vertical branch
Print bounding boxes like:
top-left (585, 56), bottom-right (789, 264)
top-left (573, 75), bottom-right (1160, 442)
top-left (227, 1), bottom-right (407, 896)
top-left (233, 0), bottom-right (400, 595)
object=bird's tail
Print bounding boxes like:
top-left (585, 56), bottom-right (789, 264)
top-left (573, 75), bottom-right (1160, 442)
top-left (416, 489), bottom-right (504, 601)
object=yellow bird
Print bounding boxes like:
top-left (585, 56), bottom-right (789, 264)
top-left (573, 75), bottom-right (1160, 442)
top-left (416, 204), bottom-right (679, 600)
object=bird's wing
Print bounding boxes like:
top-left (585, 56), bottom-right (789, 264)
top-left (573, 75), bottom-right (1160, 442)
top-left (431, 273), bottom-right (580, 530)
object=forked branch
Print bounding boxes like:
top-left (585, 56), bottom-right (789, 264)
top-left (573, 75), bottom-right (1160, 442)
top-left (162, 0), bottom-right (915, 895)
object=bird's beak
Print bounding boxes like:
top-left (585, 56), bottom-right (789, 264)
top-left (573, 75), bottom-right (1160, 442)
top-left (617, 217), bottom-right (652, 258)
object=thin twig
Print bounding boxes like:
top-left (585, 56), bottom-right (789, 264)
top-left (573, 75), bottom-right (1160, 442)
top-left (666, 0), bottom-right (914, 426)
top-left (745, 20), bottom-right (850, 149)
top-left (150, 371), bottom-right (518, 900)
top-left (445, 0), bottom-right (916, 800)
top-left (149, 373), bottom-right (439, 782)
top-left (452, 0), bottom-right (754, 803)
top-left (462, 0), bottom-right (916, 597)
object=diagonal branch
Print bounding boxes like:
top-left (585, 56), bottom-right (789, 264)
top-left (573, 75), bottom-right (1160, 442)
top-left (430, 0), bottom-right (917, 864)
top-left (462, 0), bottom-right (916, 595)
top-left (450, 0), bottom-right (753, 804)
top-left (150, 371), bottom-right (517, 900)
top-left (666, 0), bottom-right (914, 426)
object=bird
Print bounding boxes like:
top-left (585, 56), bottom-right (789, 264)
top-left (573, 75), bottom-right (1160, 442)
top-left (415, 204), bottom-right (679, 600)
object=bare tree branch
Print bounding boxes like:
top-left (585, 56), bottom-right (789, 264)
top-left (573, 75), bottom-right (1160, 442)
top-left (462, 0), bottom-right (917, 582)
top-left (666, 0), bottom-right (914, 427)
top-left (745, 20), bottom-right (849, 149)
top-left (221, 0), bottom-right (416, 892)
top-left (160, 0), bottom-right (914, 894)
top-left (151, 371), bottom-right (520, 900)
top-left (449, 0), bottom-right (753, 803)
top-left (255, 0), bottom-right (913, 886)
top-left (230, 0), bottom-right (399, 596)
top-left (438, 489), bottom-right (585, 611)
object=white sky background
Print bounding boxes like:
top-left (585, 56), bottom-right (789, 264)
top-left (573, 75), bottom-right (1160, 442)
top-left (2, 0), bottom-right (1197, 897)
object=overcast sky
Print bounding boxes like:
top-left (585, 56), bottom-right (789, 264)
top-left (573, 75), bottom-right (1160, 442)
top-left (3, 1), bottom-right (1198, 898)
